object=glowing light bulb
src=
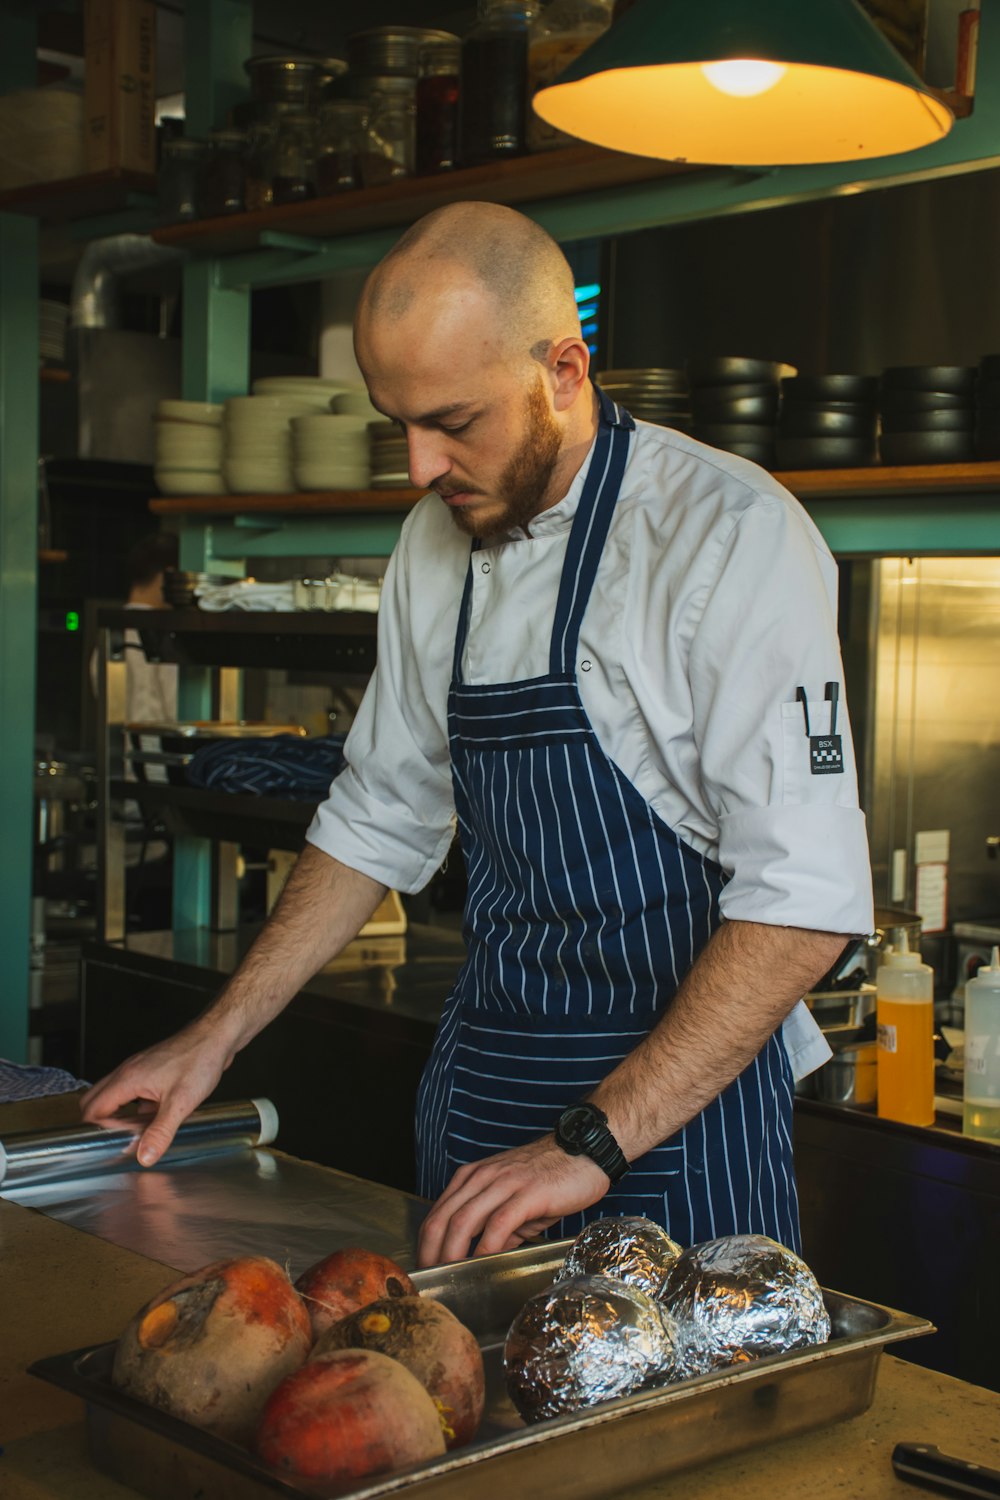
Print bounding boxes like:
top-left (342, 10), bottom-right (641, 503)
top-left (700, 59), bottom-right (787, 97)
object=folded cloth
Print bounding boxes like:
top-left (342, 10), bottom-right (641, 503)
top-left (0, 1059), bottom-right (89, 1101)
top-left (185, 734), bottom-right (347, 799)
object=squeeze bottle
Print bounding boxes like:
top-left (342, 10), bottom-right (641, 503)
top-left (876, 933), bottom-right (935, 1126)
top-left (963, 945), bottom-right (1000, 1141)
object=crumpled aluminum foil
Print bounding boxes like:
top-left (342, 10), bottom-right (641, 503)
top-left (556, 1216), bottom-right (683, 1299)
top-left (504, 1273), bottom-right (702, 1423)
top-left (661, 1233), bottom-right (831, 1372)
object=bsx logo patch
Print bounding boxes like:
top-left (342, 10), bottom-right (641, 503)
top-left (810, 735), bottom-right (844, 774)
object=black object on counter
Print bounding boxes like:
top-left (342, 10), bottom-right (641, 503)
top-left (892, 1442), bottom-right (1000, 1499)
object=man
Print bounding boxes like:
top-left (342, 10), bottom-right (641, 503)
top-left (82, 203), bottom-right (872, 1267)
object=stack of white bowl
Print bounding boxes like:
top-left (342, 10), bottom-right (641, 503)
top-left (292, 415), bottom-right (372, 490)
top-left (331, 388), bottom-right (382, 422)
top-left (223, 395), bottom-right (318, 494)
top-left (252, 375), bottom-right (351, 409)
top-left (154, 400), bottom-right (226, 495)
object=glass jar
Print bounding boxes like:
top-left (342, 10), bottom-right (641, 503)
top-left (347, 27), bottom-right (458, 79)
top-left (158, 136), bottom-right (206, 223)
top-left (244, 55), bottom-right (325, 110)
top-left (270, 111), bottom-right (317, 204)
top-left (359, 76), bottom-right (417, 186)
top-left (416, 37), bottom-right (460, 174)
top-left (316, 100), bottom-right (367, 195)
top-left (459, 0), bottom-right (540, 166)
top-left (197, 127), bottom-right (247, 216)
top-left (527, 0), bottom-right (614, 150)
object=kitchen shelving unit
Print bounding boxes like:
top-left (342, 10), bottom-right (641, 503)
top-left (5, 0), bottom-right (1000, 1056)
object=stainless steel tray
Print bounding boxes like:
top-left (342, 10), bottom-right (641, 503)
top-left (31, 1240), bottom-right (933, 1500)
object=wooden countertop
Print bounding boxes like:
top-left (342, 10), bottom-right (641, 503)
top-left (3, 1095), bottom-right (999, 1499)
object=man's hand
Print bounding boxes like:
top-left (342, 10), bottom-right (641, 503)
top-left (417, 1137), bottom-right (609, 1268)
top-left (79, 1021), bottom-right (233, 1166)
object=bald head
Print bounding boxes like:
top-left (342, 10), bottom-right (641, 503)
top-left (356, 202), bottom-right (581, 370)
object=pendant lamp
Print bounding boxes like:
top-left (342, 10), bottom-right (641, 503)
top-left (532, 0), bottom-right (953, 166)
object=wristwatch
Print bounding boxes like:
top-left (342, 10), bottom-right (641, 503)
top-left (554, 1102), bottom-right (629, 1184)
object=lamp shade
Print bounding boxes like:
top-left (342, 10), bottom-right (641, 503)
top-left (532, 0), bottom-right (953, 166)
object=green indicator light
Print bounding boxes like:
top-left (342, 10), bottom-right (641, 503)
top-left (65, 610), bottom-right (80, 632)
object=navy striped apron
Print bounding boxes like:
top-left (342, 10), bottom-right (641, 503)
top-left (415, 389), bottom-right (800, 1251)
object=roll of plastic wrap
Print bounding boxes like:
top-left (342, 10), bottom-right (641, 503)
top-left (0, 1098), bottom-right (278, 1190)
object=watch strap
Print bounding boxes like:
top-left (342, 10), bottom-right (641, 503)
top-left (555, 1102), bottom-right (630, 1185)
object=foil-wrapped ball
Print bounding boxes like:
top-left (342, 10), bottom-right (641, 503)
top-left (661, 1234), bottom-right (831, 1371)
top-left (504, 1273), bottom-right (686, 1423)
top-left (557, 1216), bottom-right (683, 1299)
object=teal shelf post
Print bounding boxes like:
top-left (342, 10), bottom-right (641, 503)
top-left (171, 0), bottom-right (254, 932)
top-left (0, 212), bottom-right (39, 1061)
top-left (173, 260), bottom-right (251, 931)
top-left (183, 0), bottom-right (254, 138)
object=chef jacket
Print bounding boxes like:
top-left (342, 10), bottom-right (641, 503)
top-left (308, 418), bottom-right (875, 1079)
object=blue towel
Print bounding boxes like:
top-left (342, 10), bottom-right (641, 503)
top-left (185, 734), bottom-right (347, 799)
top-left (0, 1060), bottom-right (89, 1101)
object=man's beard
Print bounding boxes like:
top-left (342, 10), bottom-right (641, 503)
top-left (447, 377), bottom-right (563, 544)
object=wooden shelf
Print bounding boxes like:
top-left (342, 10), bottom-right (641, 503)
top-left (0, 169), bottom-right (156, 224)
top-left (149, 488), bottom-right (423, 516)
top-left (148, 465), bottom-right (1000, 519)
top-left (772, 461), bottom-right (1000, 497)
top-left (150, 145), bottom-right (693, 256)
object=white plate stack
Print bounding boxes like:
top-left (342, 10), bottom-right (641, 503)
top-left (369, 419), bottom-right (411, 488)
top-left (292, 414), bottom-right (372, 490)
top-left (223, 395), bottom-right (317, 494)
top-left (154, 400), bottom-right (226, 495)
top-left (252, 375), bottom-right (356, 409)
top-left (331, 388), bottom-right (382, 422)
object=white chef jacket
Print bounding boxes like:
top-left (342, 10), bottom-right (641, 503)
top-left (308, 419), bottom-right (874, 1078)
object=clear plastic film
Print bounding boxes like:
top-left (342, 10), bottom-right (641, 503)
top-left (0, 1099), bottom-right (277, 1192)
top-left (504, 1272), bottom-right (694, 1423)
top-left (661, 1233), bottom-right (831, 1371)
top-left (557, 1215), bottom-right (682, 1298)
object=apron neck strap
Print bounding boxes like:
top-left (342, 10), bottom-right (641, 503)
top-left (549, 385), bottom-right (634, 675)
top-left (450, 385), bottom-right (635, 684)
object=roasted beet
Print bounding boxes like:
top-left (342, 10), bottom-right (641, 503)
top-left (112, 1255), bottom-right (312, 1443)
top-left (256, 1348), bottom-right (446, 1482)
top-left (315, 1294), bottom-right (485, 1447)
top-left (294, 1247), bottom-right (415, 1340)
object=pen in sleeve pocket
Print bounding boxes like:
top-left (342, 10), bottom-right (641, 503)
top-left (796, 686), bottom-right (810, 736)
top-left (825, 680), bottom-right (839, 735)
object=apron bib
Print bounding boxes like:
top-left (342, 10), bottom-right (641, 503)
top-left (416, 389), bottom-right (800, 1250)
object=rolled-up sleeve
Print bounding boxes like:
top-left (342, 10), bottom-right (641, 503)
top-left (306, 502), bottom-right (460, 892)
top-left (687, 494), bottom-right (873, 934)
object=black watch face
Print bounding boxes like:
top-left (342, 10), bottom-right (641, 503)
top-left (559, 1104), bottom-right (597, 1146)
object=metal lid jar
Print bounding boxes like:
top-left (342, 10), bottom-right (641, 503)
top-left (347, 27), bottom-right (460, 78)
top-left (158, 136), bottom-right (207, 223)
top-left (244, 55), bottom-right (326, 109)
top-left (316, 100), bottom-right (368, 195)
top-left (359, 75), bottom-right (417, 186)
top-left (416, 36), bottom-right (461, 174)
top-left (197, 127), bottom-right (247, 217)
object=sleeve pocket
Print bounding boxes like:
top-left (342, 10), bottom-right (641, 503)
top-left (780, 699), bottom-right (846, 805)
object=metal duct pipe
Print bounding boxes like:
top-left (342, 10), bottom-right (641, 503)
top-left (71, 233), bottom-right (184, 330)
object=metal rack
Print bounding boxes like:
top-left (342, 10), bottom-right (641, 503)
top-left (6, 0), bottom-right (1000, 1057)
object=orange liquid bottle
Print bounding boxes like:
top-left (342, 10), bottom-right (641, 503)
top-left (876, 934), bottom-right (935, 1126)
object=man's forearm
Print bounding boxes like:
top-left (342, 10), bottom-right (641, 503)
top-left (196, 843), bottom-right (388, 1055)
top-left (590, 920), bottom-right (847, 1162)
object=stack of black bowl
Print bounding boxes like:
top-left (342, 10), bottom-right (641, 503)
top-left (878, 366), bottom-right (977, 465)
top-left (975, 355), bottom-right (1000, 459)
top-left (687, 356), bottom-right (796, 466)
top-left (596, 368), bottom-right (691, 433)
top-left (775, 374), bottom-right (879, 470)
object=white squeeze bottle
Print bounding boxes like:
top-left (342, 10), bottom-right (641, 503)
top-left (876, 933), bottom-right (935, 1127)
top-left (963, 945), bottom-right (1000, 1141)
